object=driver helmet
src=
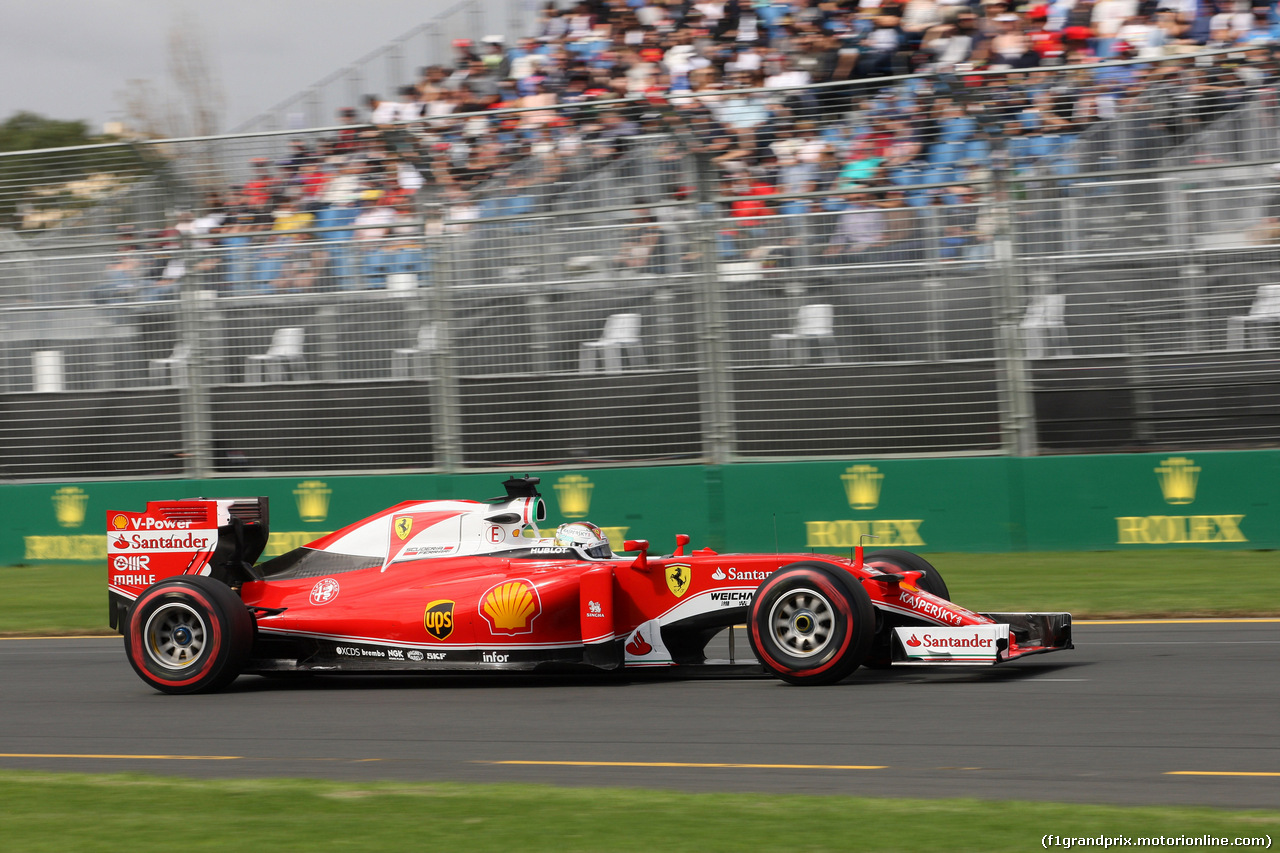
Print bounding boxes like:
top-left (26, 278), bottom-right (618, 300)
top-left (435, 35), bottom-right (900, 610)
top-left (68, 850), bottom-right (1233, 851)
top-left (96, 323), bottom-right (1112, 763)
top-left (555, 522), bottom-right (612, 558)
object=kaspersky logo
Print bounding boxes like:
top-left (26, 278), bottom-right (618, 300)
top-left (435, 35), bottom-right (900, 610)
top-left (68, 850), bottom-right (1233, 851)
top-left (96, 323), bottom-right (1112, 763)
top-left (52, 487), bottom-right (88, 529)
top-left (841, 465), bottom-right (884, 510)
top-left (1116, 456), bottom-right (1245, 544)
top-left (294, 480), bottom-right (331, 523)
top-left (554, 474), bottom-right (593, 518)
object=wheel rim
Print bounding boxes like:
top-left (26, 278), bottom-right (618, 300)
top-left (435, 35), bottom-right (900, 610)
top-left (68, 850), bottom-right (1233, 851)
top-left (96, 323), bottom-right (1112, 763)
top-left (143, 602), bottom-right (208, 670)
top-left (768, 587), bottom-right (836, 658)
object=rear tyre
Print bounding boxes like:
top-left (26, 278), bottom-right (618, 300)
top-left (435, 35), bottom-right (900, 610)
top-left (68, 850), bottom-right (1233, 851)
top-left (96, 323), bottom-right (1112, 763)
top-left (124, 576), bottom-right (254, 694)
top-left (864, 549), bottom-right (950, 668)
top-left (748, 562), bottom-right (875, 686)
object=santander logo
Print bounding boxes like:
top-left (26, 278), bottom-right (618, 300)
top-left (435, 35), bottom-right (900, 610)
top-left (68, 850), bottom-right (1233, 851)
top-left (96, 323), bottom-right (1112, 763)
top-left (625, 631), bottom-right (653, 656)
top-left (906, 634), bottom-right (922, 647)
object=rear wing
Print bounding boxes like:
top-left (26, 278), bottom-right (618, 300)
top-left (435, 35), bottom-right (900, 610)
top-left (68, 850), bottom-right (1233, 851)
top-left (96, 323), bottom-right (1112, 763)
top-left (107, 497), bottom-right (269, 632)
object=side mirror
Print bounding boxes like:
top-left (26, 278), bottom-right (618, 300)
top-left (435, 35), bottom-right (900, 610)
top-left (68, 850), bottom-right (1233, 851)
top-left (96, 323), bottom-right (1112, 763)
top-left (623, 539), bottom-right (650, 572)
top-left (673, 533), bottom-right (690, 556)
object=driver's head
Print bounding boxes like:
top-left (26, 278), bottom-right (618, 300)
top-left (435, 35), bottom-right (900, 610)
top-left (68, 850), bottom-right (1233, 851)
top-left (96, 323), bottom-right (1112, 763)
top-left (555, 522), bottom-right (612, 558)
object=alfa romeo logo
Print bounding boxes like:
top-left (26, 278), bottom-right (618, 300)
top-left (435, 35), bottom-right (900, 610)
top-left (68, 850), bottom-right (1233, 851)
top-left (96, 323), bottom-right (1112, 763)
top-left (310, 578), bottom-right (340, 605)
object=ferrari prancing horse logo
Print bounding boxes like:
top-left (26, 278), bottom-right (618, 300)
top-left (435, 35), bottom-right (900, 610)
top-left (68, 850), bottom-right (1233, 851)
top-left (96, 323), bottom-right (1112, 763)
top-left (394, 516), bottom-right (413, 541)
top-left (666, 563), bottom-right (691, 598)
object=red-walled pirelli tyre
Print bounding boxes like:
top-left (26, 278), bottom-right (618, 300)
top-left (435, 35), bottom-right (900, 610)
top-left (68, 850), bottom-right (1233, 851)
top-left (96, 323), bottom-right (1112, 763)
top-left (748, 562), bottom-right (875, 686)
top-left (863, 550), bottom-right (950, 669)
top-left (866, 549), bottom-right (950, 601)
top-left (124, 576), bottom-right (254, 695)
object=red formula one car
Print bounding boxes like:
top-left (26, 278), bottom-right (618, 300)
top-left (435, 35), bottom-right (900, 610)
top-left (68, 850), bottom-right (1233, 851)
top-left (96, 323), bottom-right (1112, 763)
top-left (107, 477), bottom-right (1072, 693)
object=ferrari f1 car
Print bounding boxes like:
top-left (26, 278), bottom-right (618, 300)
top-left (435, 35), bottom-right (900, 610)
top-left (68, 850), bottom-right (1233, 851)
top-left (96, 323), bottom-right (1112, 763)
top-left (107, 477), bottom-right (1072, 693)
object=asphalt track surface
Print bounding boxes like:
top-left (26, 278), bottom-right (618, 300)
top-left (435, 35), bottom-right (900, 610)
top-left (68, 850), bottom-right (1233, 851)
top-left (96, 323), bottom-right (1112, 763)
top-left (1, 621), bottom-right (1278, 809)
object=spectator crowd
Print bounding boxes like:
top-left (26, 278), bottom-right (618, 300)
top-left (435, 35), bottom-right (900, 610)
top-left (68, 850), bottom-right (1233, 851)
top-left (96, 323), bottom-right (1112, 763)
top-left (94, 0), bottom-right (1280, 301)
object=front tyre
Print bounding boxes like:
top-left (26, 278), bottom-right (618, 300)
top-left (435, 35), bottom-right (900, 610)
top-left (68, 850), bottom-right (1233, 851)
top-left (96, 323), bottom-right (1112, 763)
top-left (124, 576), bottom-right (254, 694)
top-left (748, 562), bottom-right (874, 686)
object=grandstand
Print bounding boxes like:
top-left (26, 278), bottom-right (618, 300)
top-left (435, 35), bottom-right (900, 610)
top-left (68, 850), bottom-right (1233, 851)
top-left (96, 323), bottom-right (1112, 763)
top-left (2, 1), bottom-right (1280, 480)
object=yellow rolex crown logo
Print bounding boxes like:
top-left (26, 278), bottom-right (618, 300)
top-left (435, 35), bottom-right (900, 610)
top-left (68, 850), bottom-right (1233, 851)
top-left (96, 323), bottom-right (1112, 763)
top-left (293, 480), bottom-right (331, 523)
top-left (554, 474), bottom-right (594, 519)
top-left (1155, 457), bottom-right (1199, 506)
top-left (52, 487), bottom-right (89, 529)
top-left (841, 465), bottom-right (884, 511)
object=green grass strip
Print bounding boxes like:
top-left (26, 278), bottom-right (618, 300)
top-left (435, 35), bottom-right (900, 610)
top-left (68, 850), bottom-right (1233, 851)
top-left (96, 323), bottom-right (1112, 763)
top-left (0, 770), bottom-right (1276, 853)
top-left (3, 550), bottom-right (1279, 636)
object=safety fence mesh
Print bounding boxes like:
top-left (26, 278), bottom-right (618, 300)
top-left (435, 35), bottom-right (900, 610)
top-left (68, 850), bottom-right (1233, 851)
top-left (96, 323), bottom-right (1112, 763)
top-left (3, 49), bottom-right (1280, 479)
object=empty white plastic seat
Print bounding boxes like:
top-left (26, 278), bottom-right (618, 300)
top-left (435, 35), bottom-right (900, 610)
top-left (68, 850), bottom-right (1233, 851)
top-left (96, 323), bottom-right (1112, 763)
top-left (32, 350), bottom-right (65, 392)
top-left (1227, 284), bottom-right (1280, 349)
top-left (770, 303), bottom-right (836, 364)
top-left (1020, 292), bottom-right (1070, 359)
top-left (391, 322), bottom-right (442, 378)
top-left (580, 313), bottom-right (644, 374)
top-left (245, 327), bottom-right (306, 383)
top-left (149, 342), bottom-right (192, 386)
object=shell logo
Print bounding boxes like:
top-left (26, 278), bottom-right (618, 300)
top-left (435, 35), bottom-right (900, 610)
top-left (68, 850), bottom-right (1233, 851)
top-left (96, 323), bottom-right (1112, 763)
top-left (111, 513), bottom-right (129, 530)
top-left (480, 579), bottom-right (542, 635)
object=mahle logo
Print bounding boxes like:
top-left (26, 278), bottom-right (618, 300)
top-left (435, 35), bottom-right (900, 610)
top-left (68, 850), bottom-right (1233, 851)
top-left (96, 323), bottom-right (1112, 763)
top-left (52, 487), bottom-right (89, 529)
top-left (841, 465), bottom-right (884, 510)
top-left (294, 480), bottom-right (331, 523)
top-left (1155, 457), bottom-right (1199, 505)
top-left (554, 474), bottom-right (593, 518)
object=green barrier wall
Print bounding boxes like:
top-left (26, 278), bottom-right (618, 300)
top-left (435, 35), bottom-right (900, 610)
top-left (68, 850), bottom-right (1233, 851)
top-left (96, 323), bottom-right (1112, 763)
top-left (6, 450), bottom-right (1278, 564)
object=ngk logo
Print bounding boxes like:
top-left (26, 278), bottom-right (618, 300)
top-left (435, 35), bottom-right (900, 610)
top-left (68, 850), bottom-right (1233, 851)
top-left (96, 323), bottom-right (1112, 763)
top-left (112, 555), bottom-right (150, 571)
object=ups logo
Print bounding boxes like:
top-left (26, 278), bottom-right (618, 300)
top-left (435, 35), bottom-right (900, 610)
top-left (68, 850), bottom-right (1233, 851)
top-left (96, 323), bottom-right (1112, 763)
top-left (424, 600), bottom-right (455, 641)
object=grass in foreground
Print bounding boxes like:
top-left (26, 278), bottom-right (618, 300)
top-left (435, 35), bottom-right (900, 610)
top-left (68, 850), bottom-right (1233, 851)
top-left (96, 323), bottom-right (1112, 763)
top-left (0, 771), bottom-right (1276, 853)
top-left (2, 550), bottom-right (1278, 636)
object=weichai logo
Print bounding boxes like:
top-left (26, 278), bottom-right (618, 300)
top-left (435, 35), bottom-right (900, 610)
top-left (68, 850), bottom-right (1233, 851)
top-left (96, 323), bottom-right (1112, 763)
top-left (424, 599), bottom-right (455, 640)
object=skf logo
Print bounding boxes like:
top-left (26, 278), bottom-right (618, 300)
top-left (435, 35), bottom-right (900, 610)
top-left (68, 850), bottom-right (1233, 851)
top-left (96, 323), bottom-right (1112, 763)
top-left (1155, 457), bottom-right (1199, 505)
top-left (665, 563), bottom-right (691, 598)
top-left (394, 516), bottom-right (414, 541)
top-left (841, 465), bottom-right (884, 510)
top-left (481, 580), bottom-right (542, 635)
top-left (53, 487), bottom-right (88, 529)
top-left (294, 480), bottom-right (331, 522)
top-left (423, 600), bottom-right (455, 640)
top-left (424, 596), bottom-right (455, 637)
top-left (310, 578), bottom-right (340, 605)
top-left (554, 474), bottom-right (594, 518)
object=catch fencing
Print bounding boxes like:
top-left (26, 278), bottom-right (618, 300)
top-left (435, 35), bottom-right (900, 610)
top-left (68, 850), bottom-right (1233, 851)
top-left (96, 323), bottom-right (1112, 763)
top-left (3, 49), bottom-right (1280, 480)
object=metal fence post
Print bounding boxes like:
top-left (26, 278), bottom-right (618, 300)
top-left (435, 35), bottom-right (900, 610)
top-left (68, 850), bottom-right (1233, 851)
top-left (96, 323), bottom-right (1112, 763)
top-left (692, 154), bottom-right (736, 465)
top-left (991, 155), bottom-right (1037, 457)
top-left (430, 227), bottom-right (463, 472)
top-left (176, 235), bottom-right (214, 478)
